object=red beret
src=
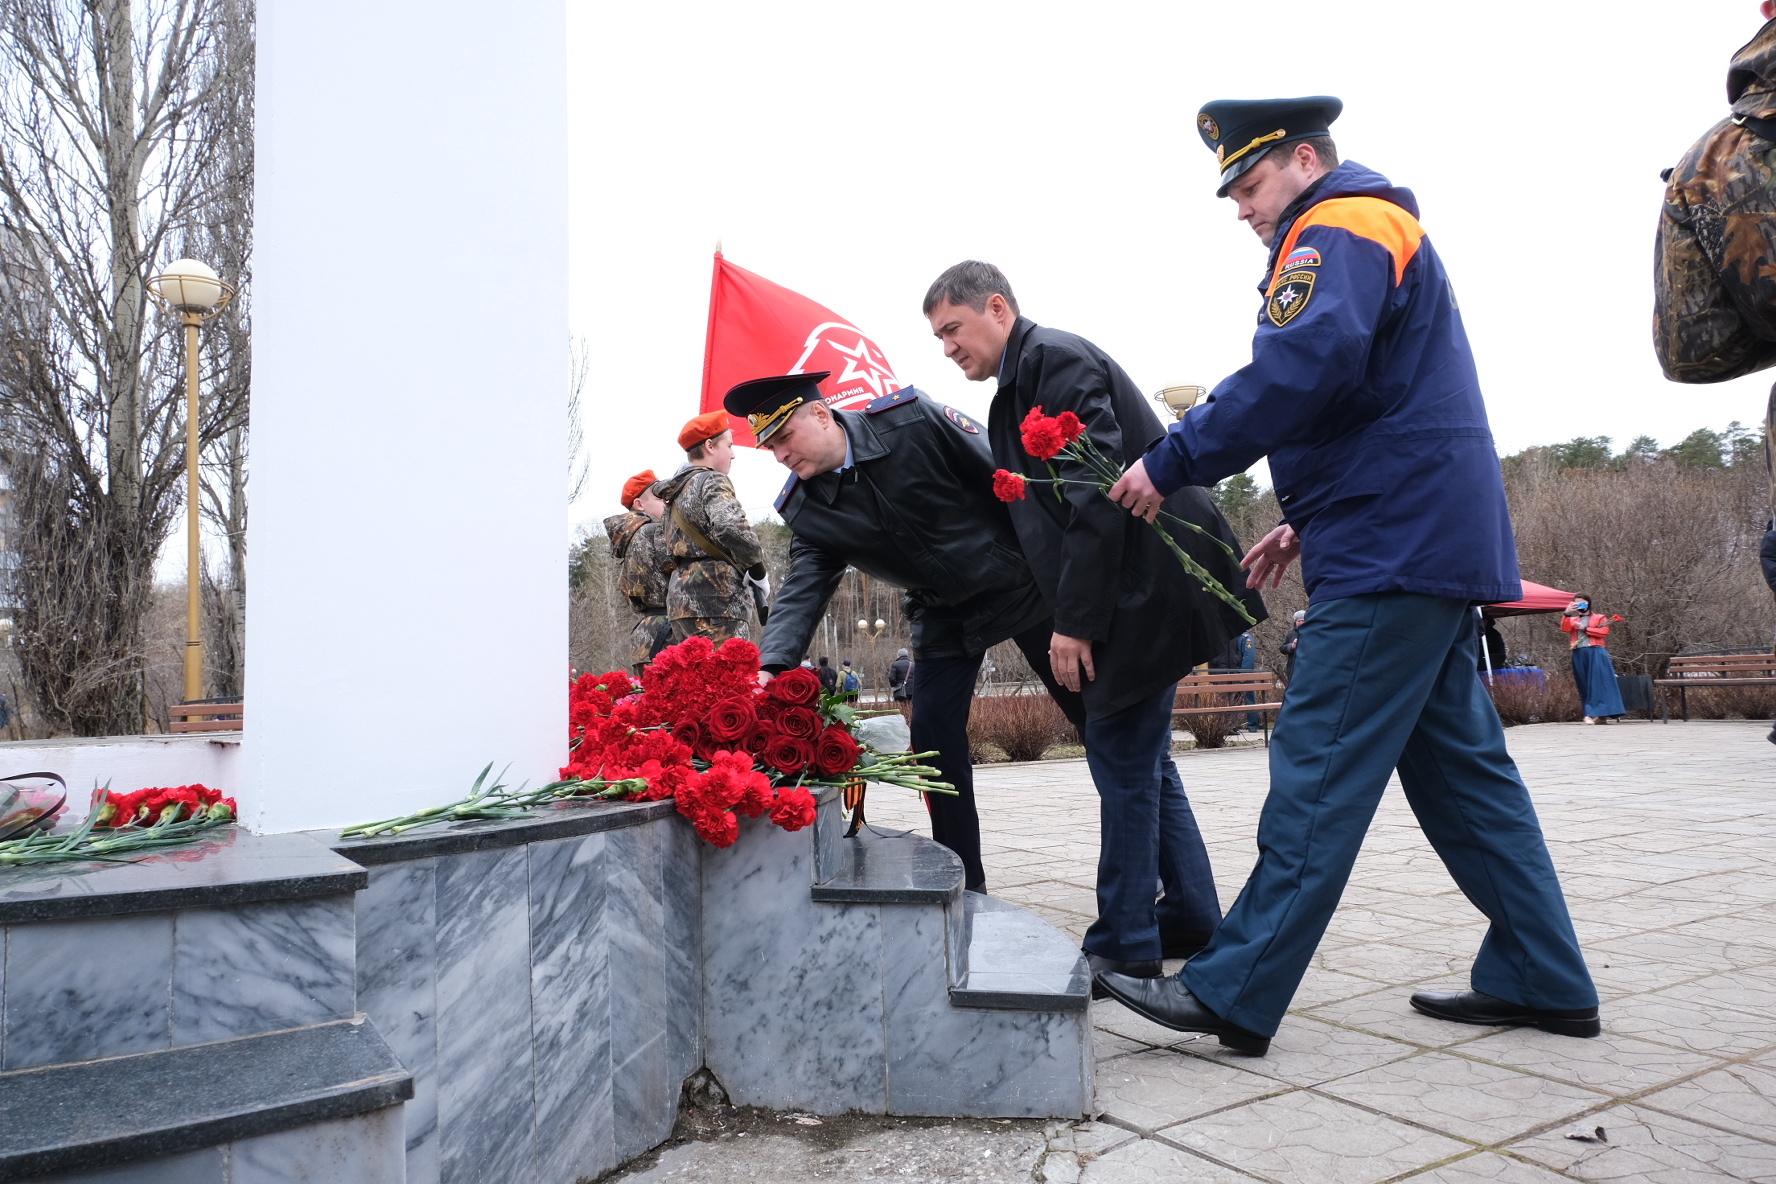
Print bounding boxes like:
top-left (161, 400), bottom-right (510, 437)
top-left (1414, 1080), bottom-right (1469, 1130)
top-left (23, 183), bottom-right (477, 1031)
top-left (620, 469), bottom-right (656, 509)
top-left (678, 410), bottom-right (732, 452)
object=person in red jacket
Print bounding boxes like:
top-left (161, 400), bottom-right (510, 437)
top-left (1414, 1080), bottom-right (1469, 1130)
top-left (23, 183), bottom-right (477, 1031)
top-left (1561, 597), bottom-right (1625, 723)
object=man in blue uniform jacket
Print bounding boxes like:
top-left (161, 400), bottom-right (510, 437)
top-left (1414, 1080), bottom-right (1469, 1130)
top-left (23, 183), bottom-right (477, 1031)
top-left (1100, 96), bottom-right (1599, 1055)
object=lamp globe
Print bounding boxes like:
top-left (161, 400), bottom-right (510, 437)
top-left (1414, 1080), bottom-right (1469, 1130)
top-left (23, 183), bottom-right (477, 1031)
top-left (152, 259), bottom-right (224, 312)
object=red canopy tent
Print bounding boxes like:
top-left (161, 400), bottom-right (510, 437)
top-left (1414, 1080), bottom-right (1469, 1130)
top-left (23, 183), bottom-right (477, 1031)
top-left (1482, 580), bottom-right (1573, 618)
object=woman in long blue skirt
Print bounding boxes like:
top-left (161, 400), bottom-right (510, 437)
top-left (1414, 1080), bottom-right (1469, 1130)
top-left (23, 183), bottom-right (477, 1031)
top-left (1561, 595), bottom-right (1625, 723)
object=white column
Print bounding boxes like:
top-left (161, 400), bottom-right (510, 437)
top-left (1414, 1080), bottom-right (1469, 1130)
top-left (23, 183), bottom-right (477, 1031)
top-left (247, 0), bottom-right (567, 832)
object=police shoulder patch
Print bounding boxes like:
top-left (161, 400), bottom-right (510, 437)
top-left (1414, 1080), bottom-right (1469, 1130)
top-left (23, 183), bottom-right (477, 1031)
top-left (773, 472), bottom-right (799, 513)
top-left (1266, 268), bottom-right (1317, 327)
top-left (864, 389), bottom-right (918, 413)
top-left (941, 404), bottom-right (980, 434)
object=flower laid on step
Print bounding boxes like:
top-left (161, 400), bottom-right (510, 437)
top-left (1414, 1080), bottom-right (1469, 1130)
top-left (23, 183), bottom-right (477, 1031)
top-left (999, 406), bottom-right (1255, 626)
top-left (95, 784), bottom-right (236, 828)
top-left (341, 638), bottom-right (953, 849)
top-left (0, 785), bottom-right (235, 869)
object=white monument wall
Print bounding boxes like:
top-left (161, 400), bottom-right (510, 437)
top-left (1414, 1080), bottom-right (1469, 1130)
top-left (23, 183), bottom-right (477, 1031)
top-left (247, 0), bottom-right (568, 832)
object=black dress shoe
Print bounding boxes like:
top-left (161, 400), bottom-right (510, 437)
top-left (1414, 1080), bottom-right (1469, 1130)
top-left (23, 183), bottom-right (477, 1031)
top-left (1086, 954), bottom-right (1161, 1000)
top-left (1160, 929), bottom-right (1213, 960)
top-left (1094, 972), bottom-right (1270, 1055)
top-left (1409, 989), bottom-right (1601, 1037)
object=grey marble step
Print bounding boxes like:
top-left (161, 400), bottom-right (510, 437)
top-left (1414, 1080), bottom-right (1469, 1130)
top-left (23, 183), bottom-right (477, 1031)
top-left (0, 1016), bottom-right (411, 1180)
top-left (808, 824), bottom-right (1088, 1014)
top-left (809, 829), bottom-right (964, 904)
top-left (949, 894), bottom-right (1090, 1013)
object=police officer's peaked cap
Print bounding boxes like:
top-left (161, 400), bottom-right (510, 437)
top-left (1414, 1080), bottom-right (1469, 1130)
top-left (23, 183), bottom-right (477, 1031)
top-left (723, 371), bottom-right (831, 445)
top-left (1196, 96), bottom-right (1342, 197)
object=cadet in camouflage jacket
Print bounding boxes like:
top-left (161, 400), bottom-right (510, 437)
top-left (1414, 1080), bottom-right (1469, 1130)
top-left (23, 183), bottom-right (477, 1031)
top-left (653, 465), bottom-right (766, 642)
top-left (603, 510), bottom-right (671, 675)
top-left (1655, 18), bottom-right (1776, 383)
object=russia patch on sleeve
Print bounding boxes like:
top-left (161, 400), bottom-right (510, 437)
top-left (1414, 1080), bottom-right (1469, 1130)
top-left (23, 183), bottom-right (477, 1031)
top-left (1266, 269), bottom-right (1316, 327)
top-left (942, 405), bottom-right (980, 434)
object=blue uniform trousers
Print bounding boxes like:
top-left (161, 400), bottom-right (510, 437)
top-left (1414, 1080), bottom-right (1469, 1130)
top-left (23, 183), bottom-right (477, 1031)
top-left (1183, 592), bottom-right (1596, 1037)
top-left (1082, 683), bottom-right (1222, 960)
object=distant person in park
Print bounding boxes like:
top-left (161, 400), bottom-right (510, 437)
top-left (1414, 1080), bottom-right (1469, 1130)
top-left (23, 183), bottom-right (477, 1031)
top-left (1561, 596), bottom-right (1626, 724)
top-left (840, 659), bottom-right (861, 698)
top-left (1099, 96), bottom-right (1599, 1054)
top-left (890, 649), bottom-right (913, 702)
top-left (925, 260), bottom-right (1262, 982)
top-left (604, 469), bottom-right (672, 676)
top-left (728, 371), bottom-right (1078, 891)
top-left (815, 655), bottom-right (838, 694)
top-left (1280, 610), bottom-right (1305, 684)
top-left (654, 410), bottom-right (769, 644)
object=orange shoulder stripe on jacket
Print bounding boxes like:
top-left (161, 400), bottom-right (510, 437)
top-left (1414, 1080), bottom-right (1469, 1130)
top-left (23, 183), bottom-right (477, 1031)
top-left (1273, 197), bottom-right (1425, 287)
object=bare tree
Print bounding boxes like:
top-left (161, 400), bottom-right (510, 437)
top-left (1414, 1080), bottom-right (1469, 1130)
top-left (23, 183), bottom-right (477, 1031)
top-left (0, 0), bottom-right (251, 734)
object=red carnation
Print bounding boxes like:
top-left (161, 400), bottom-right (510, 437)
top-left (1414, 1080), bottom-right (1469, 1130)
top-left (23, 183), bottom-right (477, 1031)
top-left (813, 725), bottom-right (862, 777)
top-left (1020, 406), bottom-right (1068, 461)
top-left (1054, 410), bottom-right (1086, 444)
top-left (707, 696), bottom-right (758, 742)
top-left (689, 806), bottom-right (739, 848)
top-left (770, 786), bottom-right (818, 831)
top-left (773, 706), bottom-right (821, 740)
top-left (763, 734), bottom-right (815, 775)
top-left (992, 469), bottom-right (1027, 502)
top-left (767, 667), bottom-right (823, 707)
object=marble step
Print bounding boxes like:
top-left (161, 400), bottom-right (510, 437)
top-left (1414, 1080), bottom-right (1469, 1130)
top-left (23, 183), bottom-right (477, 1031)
top-left (950, 894), bottom-right (1090, 1013)
top-left (808, 825), bottom-right (1088, 1014)
top-left (0, 1016), bottom-right (412, 1180)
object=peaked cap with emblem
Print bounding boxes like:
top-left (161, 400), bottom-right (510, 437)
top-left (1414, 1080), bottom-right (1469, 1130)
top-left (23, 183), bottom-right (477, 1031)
top-left (722, 371), bottom-right (831, 445)
top-left (1196, 96), bottom-right (1342, 197)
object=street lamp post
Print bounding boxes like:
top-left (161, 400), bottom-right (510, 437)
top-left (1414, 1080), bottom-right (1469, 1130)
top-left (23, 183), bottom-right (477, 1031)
top-left (148, 260), bottom-right (234, 705)
top-left (856, 616), bottom-right (888, 703)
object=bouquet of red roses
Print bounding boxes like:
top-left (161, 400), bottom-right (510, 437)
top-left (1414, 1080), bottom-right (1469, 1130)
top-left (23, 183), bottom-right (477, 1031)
top-left (993, 406), bottom-right (1254, 626)
top-left (343, 637), bottom-right (950, 849)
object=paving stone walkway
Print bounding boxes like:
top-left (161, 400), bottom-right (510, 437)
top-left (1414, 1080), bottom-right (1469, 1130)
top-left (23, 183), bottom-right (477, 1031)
top-left (863, 719), bottom-right (1776, 1184)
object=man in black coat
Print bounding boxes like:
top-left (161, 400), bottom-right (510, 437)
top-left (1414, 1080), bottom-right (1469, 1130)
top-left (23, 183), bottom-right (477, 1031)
top-left (925, 260), bottom-right (1264, 981)
top-left (889, 649), bottom-right (913, 702)
top-left (729, 371), bottom-right (1078, 891)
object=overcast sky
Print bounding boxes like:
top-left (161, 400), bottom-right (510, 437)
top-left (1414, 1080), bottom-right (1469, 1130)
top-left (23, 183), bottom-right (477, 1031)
top-left (566, 1), bottom-right (1775, 536)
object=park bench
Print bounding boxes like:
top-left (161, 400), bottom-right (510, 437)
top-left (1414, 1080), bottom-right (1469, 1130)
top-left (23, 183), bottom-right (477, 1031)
top-left (1173, 671), bottom-right (1284, 744)
top-left (1655, 652), bottom-right (1776, 722)
top-left (170, 699), bottom-right (245, 733)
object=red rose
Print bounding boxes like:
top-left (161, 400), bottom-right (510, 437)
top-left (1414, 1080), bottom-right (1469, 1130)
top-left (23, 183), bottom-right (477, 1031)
top-left (1020, 406), bottom-right (1067, 461)
top-left (770, 786), bottom-right (818, 831)
top-left (813, 725), bottom-right (862, 777)
top-left (766, 667), bottom-right (822, 707)
top-left (773, 706), bottom-right (821, 740)
top-left (763, 734), bottom-right (814, 775)
top-left (992, 469), bottom-right (1027, 502)
top-left (707, 696), bottom-right (758, 742)
top-left (741, 724), bottom-right (772, 756)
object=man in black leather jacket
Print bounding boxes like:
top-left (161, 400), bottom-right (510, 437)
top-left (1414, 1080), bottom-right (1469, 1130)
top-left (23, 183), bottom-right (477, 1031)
top-left (728, 371), bottom-right (1071, 891)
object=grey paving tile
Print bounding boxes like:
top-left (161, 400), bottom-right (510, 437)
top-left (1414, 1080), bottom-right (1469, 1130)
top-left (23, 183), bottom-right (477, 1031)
top-left (1179, 1016), bottom-right (1418, 1089)
top-left (1071, 1120), bottom-right (1139, 1159)
top-left (1317, 1051), bottom-right (1610, 1143)
top-left (1163, 1089), bottom-right (1469, 1184)
top-left (1314, 941), bottom-right (1469, 985)
top-left (1094, 1048), bottom-right (1287, 1132)
top-left (1602, 993), bottom-right (1776, 1058)
top-left (1303, 986), bottom-right (1507, 1049)
top-left (1508, 1102), bottom-right (1776, 1180)
top-left (1636, 1062), bottom-right (1776, 1143)
top-left (1456, 1027), bottom-right (1723, 1096)
top-left (1649, 966), bottom-right (1776, 1021)
top-left (1393, 1151), bottom-right (1572, 1182)
top-left (1093, 999), bottom-right (1210, 1052)
top-left (1079, 1137), bottom-right (1258, 1183)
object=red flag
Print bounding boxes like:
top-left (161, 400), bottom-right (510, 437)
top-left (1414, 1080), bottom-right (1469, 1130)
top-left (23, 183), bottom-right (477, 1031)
top-left (699, 252), bottom-right (902, 447)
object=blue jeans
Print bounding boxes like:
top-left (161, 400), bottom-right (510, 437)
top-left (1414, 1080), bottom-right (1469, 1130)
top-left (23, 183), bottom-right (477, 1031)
top-left (1081, 682), bottom-right (1221, 960)
top-left (1183, 592), bottom-right (1597, 1036)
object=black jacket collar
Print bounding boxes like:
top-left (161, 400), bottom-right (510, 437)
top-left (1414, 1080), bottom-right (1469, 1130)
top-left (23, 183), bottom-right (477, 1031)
top-left (997, 317), bottom-right (1038, 391)
top-left (803, 410), bottom-right (889, 505)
